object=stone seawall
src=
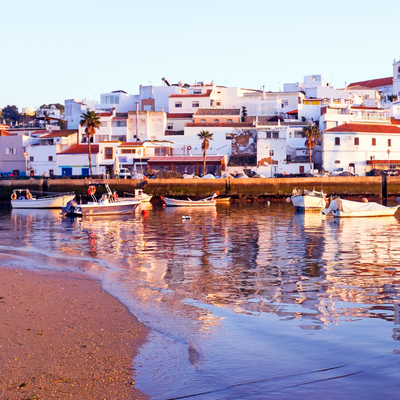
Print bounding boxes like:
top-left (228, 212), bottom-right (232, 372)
top-left (0, 176), bottom-right (397, 201)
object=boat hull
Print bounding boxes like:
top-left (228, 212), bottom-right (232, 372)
top-left (163, 198), bottom-right (216, 207)
top-left (11, 194), bottom-right (75, 209)
top-left (77, 200), bottom-right (140, 216)
top-left (332, 207), bottom-right (399, 218)
top-left (291, 194), bottom-right (326, 211)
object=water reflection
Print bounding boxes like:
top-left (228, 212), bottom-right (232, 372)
top-left (3, 204), bottom-right (400, 398)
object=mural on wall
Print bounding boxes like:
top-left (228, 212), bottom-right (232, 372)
top-left (228, 129), bottom-right (257, 166)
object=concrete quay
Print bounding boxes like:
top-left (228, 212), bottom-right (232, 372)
top-left (0, 176), bottom-right (399, 201)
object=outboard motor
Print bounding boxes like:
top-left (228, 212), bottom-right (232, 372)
top-left (61, 199), bottom-right (78, 216)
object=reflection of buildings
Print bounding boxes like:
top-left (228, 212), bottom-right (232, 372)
top-left (10, 204), bottom-right (400, 335)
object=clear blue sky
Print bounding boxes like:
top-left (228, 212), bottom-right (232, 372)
top-left (1, 0), bottom-right (398, 110)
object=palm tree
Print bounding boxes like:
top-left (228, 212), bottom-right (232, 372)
top-left (301, 123), bottom-right (321, 173)
top-left (197, 130), bottom-right (214, 175)
top-left (80, 111), bottom-right (101, 175)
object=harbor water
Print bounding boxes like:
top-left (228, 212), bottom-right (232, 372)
top-left (1, 201), bottom-right (400, 399)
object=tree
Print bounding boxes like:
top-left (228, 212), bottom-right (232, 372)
top-left (301, 123), bottom-right (321, 173)
top-left (197, 130), bottom-right (213, 175)
top-left (241, 106), bottom-right (247, 122)
top-left (2, 105), bottom-right (22, 125)
top-left (80, 111), bottom-right (101, 175)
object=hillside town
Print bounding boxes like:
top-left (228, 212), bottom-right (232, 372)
top-left (3, 58), bottom-right (400, 179)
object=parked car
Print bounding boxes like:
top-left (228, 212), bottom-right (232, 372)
top-left (118, 168), bottom-right (132, 179)
top-left (329, 168), bottom-right (344, 175)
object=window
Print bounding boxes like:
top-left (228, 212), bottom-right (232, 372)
top-left (370, 156), bottom-right (375, 160)
top-left (49, 170), bottom-right (54, 177)
top-left (266, 132), bottom-right (272, 138)
top-left (216, 101), bottom-right (222, 106)
top-left (210, 100), bottom-right (214, 107)
top-left (112, 120), bottom-right (127, 127)
top-left (226, 133), bottom-right (233, 140)
top-left (335, 160), bottom-right (340, 164)
top-left (103, 95), bottom-right (119, 104)
top-left (201, 119), bottom-right (206, 123)
top-left (192, 101), bottom-right (199, 108)
top-left (143, 105), bottom-right (153, 111)
top-left (100, 121), bottom-right (108, 127)
top-left (282, 100), bottom-right (288, 107)
top-left (175, 101), bottom-right (182, 108)
top-left (193, 90), bottom-right (202, 94)
top-left (105, 147), bottom-right (113, 159)
top-left (48, 156), bottom-right (53, 161)
top-left (354, 138), bottom-right (359, 146)
top-left (214, 119), bottom-right (219, 123)
top-left (372, 138), bottom-right (376, 146)
top-left (269, 150), bottom-right (274, 156)
top-left (121, 149), bottom-right (136, 154)
top-left (167, 123), bottom-right (173, 130)
top-left (388, 139), bottom-right (392, 147)
top-left (272, 132), bottom-right (279, 138)
top-left (82, 168), bottom-right (90, 176)
top-left (6, 148), bottom-right (17, 155)
top-left (335, 137), bottom-right (340, 146)
top-left (227, 119), bottom-right (233, 123)
top-left (155, 148), bottom-right (167, 156)
top-left (29, 156), bottom-right (34, 162)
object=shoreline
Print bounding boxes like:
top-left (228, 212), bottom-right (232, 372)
top-left (0, 266), bottom-right (149, 399)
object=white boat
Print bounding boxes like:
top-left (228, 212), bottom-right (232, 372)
top-left (290, 188), bottom-right (327, 211)
top-left (161, 192), bottom-right (218, 207)
top-left (322, 198), bottom-right (399, 218)
top-left (120, 189), bottom-right (152, 203)
top-left (62, 184), bottom-right (140, 217)
top-left (11, 189), bottom-right (75, 209)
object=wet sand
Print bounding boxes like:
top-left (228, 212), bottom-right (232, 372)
top-left (0, 267), bottom-right (149, 399)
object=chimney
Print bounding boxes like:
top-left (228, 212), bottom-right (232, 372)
top-left (262, 85), bottom-right (266, 100)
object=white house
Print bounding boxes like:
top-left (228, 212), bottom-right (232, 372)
top-left (27, 130), bottom-right (78, 177)
top-left (64, 98), bottom-right (95, 129)
top-left (57, 144), bottom-right (99, 176)
top-left (323, 122), bottom-right (400, 175)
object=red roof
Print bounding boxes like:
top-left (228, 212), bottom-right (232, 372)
top-left (58, 144), bottom-right (99, 154)
top-left (391, 119), bottom-right (400, 125)
top-left (348, 77), bottom-right (393, 89)
top-left (167, 113), bottom-right (193, 119)
top-left (40, 130), bottom-right (77, 138)
top-left (148, 156), bottom-right (224, 163)
top-left (98, 112), bottom-right (113, 117)
top-left (186, 122), bottom-right (253, 128)
top-left (170, 90), bottom-right (212, 98)
top-left (287, 109), bottom-right (298, 114)
top-left (325, 123), bottom-right (400, 134)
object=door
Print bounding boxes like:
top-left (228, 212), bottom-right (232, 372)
top-left (62, 167), bottom-right (72, 176)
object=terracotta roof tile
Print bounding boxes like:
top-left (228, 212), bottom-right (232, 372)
top-left (194, 109), bottom-right (240, 116)
top-left (348, 77), bottom-right (393, 89)
top-left (58, 144), bottom-right (99, 154)
top-left (325, 123), bottom-right (400, 134)
top-left (40, 130), bottom-right (78, 138)
top-left (167, 113), bottom-right (193, 119)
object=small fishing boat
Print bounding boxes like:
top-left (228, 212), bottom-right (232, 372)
top-left (11, 189), bottom-right (75, 209)
top-left (322, 198), bottom-right (399, 218)
top-left (215, 197), bottom-right (231, 204)
top-left (120, 189), bottom-right (152, 203)
top-left (161, 192), bottom-right (218, 207)
top-left (290, 188), bottom-right (327, 211)
top-left (62, 184), bottom-right (140, 217)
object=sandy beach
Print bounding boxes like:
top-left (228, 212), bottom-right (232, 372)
top-left (0, 267), bottom-right (149, 399)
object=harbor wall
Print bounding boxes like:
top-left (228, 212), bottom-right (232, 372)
top-left (0, 176), bottom-right (396, 201)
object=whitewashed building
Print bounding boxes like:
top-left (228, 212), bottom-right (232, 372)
top-left (27, 130), bottom-right (78, 177)
top-left (323, 123), bottom-right (400, 176)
